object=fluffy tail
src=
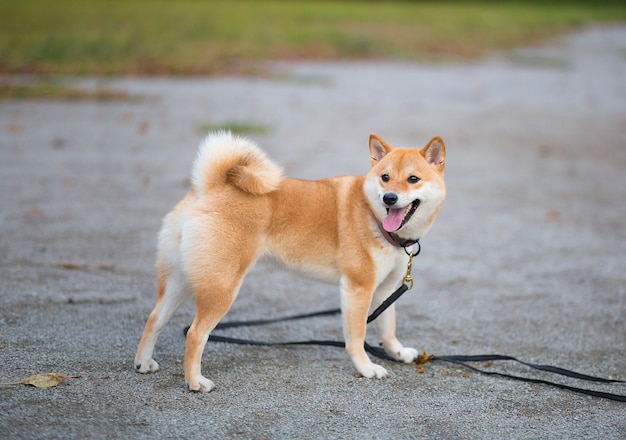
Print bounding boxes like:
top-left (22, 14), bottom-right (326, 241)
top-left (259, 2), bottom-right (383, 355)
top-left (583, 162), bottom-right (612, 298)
top-left (191, 131), bottom-right (283, 196)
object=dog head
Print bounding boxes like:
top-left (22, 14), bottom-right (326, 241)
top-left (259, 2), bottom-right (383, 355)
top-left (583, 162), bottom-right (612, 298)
top-left (364, 134), bottom-right (446, 241)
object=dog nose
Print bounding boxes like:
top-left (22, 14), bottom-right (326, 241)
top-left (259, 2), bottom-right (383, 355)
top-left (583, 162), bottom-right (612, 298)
top-left (383, 193), bottom-right (398, 206)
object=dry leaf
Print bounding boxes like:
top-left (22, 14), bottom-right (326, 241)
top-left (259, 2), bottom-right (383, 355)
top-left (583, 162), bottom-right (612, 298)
top-left (547, 209), bottom-right (560, 220)
top-left (415, 351), bottom-right (435, 373)
top-left (0, 372), bottom-right (76, 388)
top-left (21, 372), bottom-right (72, 388)
top-left (26, 207), bottom-right (42, 218)
top-left (416, 351), bottom-right (434, 365)
top-left (58, 261), bottom-right (86, 270)
top-left (5, 123), bottom-right (22, 133)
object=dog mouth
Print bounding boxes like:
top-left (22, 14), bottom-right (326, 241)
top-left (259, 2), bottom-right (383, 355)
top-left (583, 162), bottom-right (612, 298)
top-left (382, 199), bottom-right (421, 232)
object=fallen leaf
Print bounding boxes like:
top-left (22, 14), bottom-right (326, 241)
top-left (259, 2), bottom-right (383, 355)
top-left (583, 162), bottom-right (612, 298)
top-left (58, 261), bottom-right (86, 269)
top-left (21, 372), bottom-right (71, 388)
top-left (26, 207), bottom-right (42, 218)
top-left (0, 372), bottom-right (76, 388)
top-left (5, 123), bottom-right (22, 133)
top-left (547, 209), bottom-right (560, 220)
top-left (416, 351), bottom-right (434, 365)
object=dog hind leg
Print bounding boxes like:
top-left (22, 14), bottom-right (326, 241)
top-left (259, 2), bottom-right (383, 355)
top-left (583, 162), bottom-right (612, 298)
top-left (135, 265), bottom-right (192, 373)
top-left (184, 275), bottom-right (246, 392)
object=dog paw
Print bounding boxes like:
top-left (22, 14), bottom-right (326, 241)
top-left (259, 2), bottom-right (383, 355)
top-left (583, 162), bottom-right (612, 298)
top-left (135, 359), bottom-right (160, 374)
top-left (187, 375), bottom-right (215, 393)
top-left (393, 347), bottom-right (419, 364)
top-left (357, 363), bottom-right (389, 379)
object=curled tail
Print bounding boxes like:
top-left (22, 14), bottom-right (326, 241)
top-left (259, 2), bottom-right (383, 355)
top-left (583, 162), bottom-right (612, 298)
top-left (191, 131), bottom-right (283, 196)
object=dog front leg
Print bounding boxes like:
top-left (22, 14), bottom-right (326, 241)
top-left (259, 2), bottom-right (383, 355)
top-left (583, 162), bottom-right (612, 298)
top-left (340, 278), bottom-right (388, 379)
top-left (373, 302), bottom-right (419, 363)
top-left (372, 275), bottom-right (419, 363)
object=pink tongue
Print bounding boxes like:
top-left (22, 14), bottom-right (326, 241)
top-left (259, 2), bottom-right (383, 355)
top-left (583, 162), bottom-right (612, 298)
top-left (383, 208), bottom-right (404, 232)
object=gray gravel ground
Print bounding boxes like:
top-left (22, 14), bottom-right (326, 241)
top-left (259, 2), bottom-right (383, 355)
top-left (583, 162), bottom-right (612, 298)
top-left (1, 26), bottom-right (625, 439)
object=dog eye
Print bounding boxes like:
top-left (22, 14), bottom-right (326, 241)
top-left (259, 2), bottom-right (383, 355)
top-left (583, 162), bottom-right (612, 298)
top-left (381, 174), bottom-right (390, 182)
top-left (408, 175), bottom-right (420, 184)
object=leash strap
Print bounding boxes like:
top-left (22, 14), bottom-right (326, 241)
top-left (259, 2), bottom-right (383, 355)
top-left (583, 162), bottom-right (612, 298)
top-left (182, 246), bottom-right (624, 402)
top-left (184, 307), bottom-right (625, 402)
top-left (183, 281), bottom-right (410, 334)
top-left (368, 284), bottom-right (409, 323)
top-left (185, 308), bottom-right (625, 402)
top-left (214, 308), bottom-right (341, 330)
top-left (430, 354), bottom-right (624, 383)
top-left (183, 282), bottom-right (410, 359)
top-left (206, 334), bottom-right (393, 361)
top-left (429, 355), bottom-right (626, 402)
top-left (202, 332), bottom-right (626, 402)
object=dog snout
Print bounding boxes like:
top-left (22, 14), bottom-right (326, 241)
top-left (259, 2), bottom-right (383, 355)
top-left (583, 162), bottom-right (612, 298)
top-left (382, 193), bottom-right (398, 206)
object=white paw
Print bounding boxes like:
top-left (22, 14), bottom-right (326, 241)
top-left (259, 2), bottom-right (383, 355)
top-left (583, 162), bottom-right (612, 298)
top-left (357, 362), bottom-right (389, 379)
top-left (135, 359), bottom-right (160, 374)
top-left (187, 375), bottom-right (215, 393)
top-left (394, 347), bottom-right (419, 363)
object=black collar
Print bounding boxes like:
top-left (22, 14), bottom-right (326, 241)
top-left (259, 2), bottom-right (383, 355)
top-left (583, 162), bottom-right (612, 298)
top-left (376, 221), bottom-right (420, 249)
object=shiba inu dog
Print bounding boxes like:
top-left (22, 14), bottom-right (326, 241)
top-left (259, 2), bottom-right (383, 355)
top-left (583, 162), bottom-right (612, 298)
top-left (134, 131), bottom-right (446, 392)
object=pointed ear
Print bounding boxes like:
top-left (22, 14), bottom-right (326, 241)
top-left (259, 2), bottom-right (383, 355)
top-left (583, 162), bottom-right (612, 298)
top-left (422, 136), bottom-right (446, 172)
top-left (369, 134), bottom-right (392, 166)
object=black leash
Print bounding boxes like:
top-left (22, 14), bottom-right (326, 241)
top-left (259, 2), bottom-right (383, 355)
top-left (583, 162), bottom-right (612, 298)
top-left (183, 307), bottom-right (393, 360)
top-left (181, 239), bottom-right (625, 402)
top-left (212, 308), bottom-right (342, 330)
top-left (427, 354), bottom-right (626, 402)
top-left (183, 280), bottom-right (409, 361)
top-left (183, 302), bottom-right (625, 402)
top-left (183, 303), bottom-right (400, 361)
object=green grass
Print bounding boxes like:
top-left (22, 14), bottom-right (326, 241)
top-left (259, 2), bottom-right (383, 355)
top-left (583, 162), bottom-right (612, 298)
top-left (0, 80), bottom-right (141, 101)
top-left (1, 1), bottom-right (625, 75)
top-left (196, 121), bottom-right (272, 135)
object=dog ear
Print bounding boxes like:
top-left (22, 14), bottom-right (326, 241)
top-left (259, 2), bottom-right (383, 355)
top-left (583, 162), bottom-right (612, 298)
top-left (369, 134), bottom-right (392, 166)
top-left (423, 137), bottom-right (446, 172)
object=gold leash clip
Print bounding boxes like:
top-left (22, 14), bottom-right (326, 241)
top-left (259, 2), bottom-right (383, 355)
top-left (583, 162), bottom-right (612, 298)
top-left (403, 252), bottom-right (414, 290)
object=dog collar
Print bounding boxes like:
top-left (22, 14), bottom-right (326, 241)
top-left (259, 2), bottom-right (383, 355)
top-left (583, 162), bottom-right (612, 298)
top-left (376, 221), bottom-right (420, 249)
